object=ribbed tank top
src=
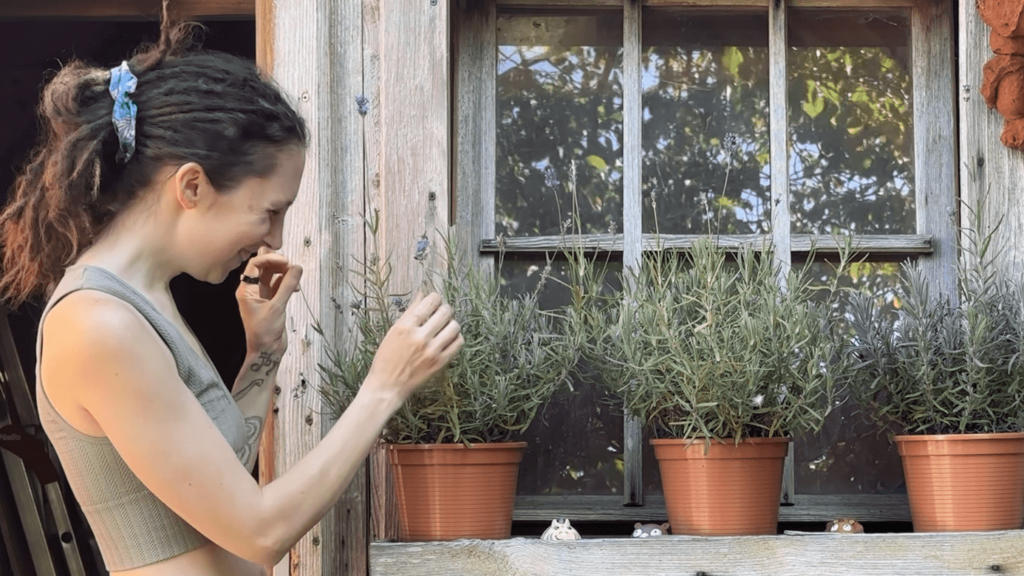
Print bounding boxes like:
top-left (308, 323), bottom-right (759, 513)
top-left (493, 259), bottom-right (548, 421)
top-left (35, 264), bottom-right (250, 571)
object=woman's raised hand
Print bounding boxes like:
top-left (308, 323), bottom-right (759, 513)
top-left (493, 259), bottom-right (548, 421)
top-left (365, 292), bottom-right (464, 403)
top-left (236, 246), bottom-right (303, 356)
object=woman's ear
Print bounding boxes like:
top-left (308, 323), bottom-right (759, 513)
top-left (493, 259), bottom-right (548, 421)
top-left (173, 162), bottom-right (209, 210)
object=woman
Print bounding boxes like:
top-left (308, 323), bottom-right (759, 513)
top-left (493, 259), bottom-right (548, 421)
top-left (0, 10), bottom-right (463, 576)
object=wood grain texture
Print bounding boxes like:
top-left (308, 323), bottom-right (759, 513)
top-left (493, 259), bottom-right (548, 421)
top-left (267, 0), bottom-right (368, 574)
top-left (370, 529), bottom-right (1024, 576)
top-left (0, 0), bottom-right (254, 19)
top-left (513, 493), bottom-right (911, 522)
top-left (912, 0), bottom-right (958, 299)
top-left (362, 0), bottom-right (401, 546)
top-left (454, 0), bottom-right (497, 269)
top-left (480, 233), bottom-right (933, 254)
top-left (622, 0), bottom-right (644, 508)
top-left (373, 0), bottom-right (452, 543)
top-left (960, 0), bottom-right (1024, 277)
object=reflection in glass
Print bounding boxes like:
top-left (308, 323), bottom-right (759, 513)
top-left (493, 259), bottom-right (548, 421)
top-left (788, 10), bottom-right (915, 235)
top-left (642, 10), bottom-right (771, 235)
top-left (497, 11), bottom-right (624, 238)
top-left (793, 259), bottom-right (909, 494)
top-left (500, 256), bottom-right (626, 495)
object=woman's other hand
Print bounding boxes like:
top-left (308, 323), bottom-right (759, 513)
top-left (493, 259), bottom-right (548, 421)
top-left (236, 246), bottom-right (303, 356)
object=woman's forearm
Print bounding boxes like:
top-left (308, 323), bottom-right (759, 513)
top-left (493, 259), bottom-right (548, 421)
top-left (254, 377), bottom-right (400, 563)
top-left (231, 350), bottom-right (282, 471)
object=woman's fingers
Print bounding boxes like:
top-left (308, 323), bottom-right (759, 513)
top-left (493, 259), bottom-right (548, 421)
top-left (270, 265), bottom-right (303, 310)
top-left (430, 319), bottom-right (462, 355)
top-left (420, 303), bottom-right (454, 338)
top-left (404, 293), bottom-right (441, 327)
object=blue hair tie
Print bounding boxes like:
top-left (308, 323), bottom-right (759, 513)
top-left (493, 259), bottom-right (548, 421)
top-left (108, 61), bottom-right (138, 164)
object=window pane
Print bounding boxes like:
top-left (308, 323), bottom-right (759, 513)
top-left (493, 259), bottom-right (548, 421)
top-left (500, 257), bottom-right (627, 495)
top-left (788, 10), bottom-right (915, 235)
top-left (497, 11), bottom-right (624, 238)
top-left (642, 9), bottom-right (770, 235)
top-left (793, 259), bottom-right (909, 494)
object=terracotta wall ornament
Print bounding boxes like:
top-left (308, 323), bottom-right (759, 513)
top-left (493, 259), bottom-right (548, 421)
top-left (978, 0), bottom-right (1024, 147)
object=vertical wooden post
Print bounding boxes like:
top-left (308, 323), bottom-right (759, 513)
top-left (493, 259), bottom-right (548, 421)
top-left (958, 0), bottom-right (1021, 276)
top-left (369, 0), bottom-right (452, 542)
top-left (914, 0), bottom-right (957, 295)
top-left (258, 0), bottom-right (369, 573)
top-left (622, 0), bottom-right (643, 507)
top-left (454, 0), bottom-right (496, 270)
top-left (768, 0), bottom-right (795, 505)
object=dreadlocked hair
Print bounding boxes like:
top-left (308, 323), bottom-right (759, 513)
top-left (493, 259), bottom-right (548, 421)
top-left (0, 4), bottom-right (308, 307)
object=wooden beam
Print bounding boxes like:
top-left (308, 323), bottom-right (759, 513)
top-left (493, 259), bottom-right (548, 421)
top-left (912, 0), bottom-right (957, 297)
top-left (454, 0), bottom-right (497, 269)
top-left (371, 530), bottom-right (1024, 576)
top-left (372, 0), bottom-right (452, 543)
top-left (512, 493), bottom-right (911, 523)
top-left (263, 0), bottom-right (368, 574)
top-left (479, 234), bottom-right (934, 255)
top-left (622, 0), bottom-right (643, 508)
top-left (496, 0), bottom-right (916, 9)
top-left (0, 0), bottom-right (254, 20)
top-left (960, 0), bottom-right (1024, 276)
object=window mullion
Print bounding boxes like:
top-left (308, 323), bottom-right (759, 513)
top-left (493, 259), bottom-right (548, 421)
top-left (768, 0), bottom-right (796, 506)
top-left (622, 0), bottom-right (644, 507)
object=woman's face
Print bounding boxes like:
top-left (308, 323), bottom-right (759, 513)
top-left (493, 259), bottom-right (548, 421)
top-left (180, 146), bottom-right (305, 284)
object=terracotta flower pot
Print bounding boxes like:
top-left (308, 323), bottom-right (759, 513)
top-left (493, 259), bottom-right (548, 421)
top-left (895, 432), bottom-right (1024, 532)
top-left (388, 442), bottom-right (525, 541)
top-left (652, 437), bottom-right (790, 536)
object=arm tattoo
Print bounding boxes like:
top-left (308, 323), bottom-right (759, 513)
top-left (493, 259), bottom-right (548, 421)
top-left (249, 351), bottom-right (282, 376)
top-left (237, 415), bottom-right (263, 468)
top-left (232, 378), bottom-right (265, 402)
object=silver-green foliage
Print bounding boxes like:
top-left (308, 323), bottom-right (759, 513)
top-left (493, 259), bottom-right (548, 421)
top-left (845, 220), bottom-right (1024, 435)
top-left (566, 236), bottom-right (850, 442)
top-left (317, 213), bottom-right (574, 444)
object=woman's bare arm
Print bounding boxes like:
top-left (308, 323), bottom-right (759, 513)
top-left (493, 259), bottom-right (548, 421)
top-left (42, 290), bottom-right (461, 566)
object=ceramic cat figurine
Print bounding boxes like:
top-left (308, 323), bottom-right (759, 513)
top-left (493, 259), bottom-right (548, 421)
top-left (541, 518), bottom-right (581, 540)
top-left (825, 518), bottom-right (864, 534)
top-left (631, 522), bottom-right (670, 538)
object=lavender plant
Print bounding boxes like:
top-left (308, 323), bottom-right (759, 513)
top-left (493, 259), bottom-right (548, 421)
top-left (845, 208), bottom-right (1024, 436)
top-left (316, 210), bottom-right (574, 444)
top-left (552, 154), bottom-right (853, 443)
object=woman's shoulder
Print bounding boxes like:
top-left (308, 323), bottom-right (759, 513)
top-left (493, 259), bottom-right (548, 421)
top-left (42, 289), bottom-right (176, 400)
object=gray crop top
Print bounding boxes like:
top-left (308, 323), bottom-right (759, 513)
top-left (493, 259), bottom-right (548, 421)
top-left (35, 264), bottom-right (249, 571)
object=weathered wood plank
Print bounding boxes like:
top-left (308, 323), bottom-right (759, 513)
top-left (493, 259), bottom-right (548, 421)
top-left (622, 0), bottom-right (644, 508)
top-left (370, 530), bottom-right (1023, 576)
top-left (912, 0), bottom-right (957, 298)
top-left (454, 0), bottom-right (497, 269)
top-left (318, 0), bottom-right (369, 574)
top-left (266, 0), bottom-right (367, 573)
top-left (513, 494), bottom-right (911, 523)
top-left (960, 0), bottom-right (1024, 277)
top-left (480, 234), bottom-right (933, 254)
top-left (768, 0), bottom-right (794, 506)
top-left (361, 0), bottom-right (400, 545)
top-left (373, 0), bottom-right (452, 545)
top-left (0, 0), bottom-right (254, 19)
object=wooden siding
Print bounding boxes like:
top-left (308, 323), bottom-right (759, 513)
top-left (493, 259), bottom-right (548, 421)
top-left (369, 531), bottom-right (1024, 576)
top-left (370, 0), bottom-right (453, 543)
top-left (960, 0), bottom-right (1024, 275)
top-left (262, 0), bottom-right (368, 574)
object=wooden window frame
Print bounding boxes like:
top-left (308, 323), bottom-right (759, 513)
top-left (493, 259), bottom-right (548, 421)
top-left (454, 0), bottom-right (955, 523)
